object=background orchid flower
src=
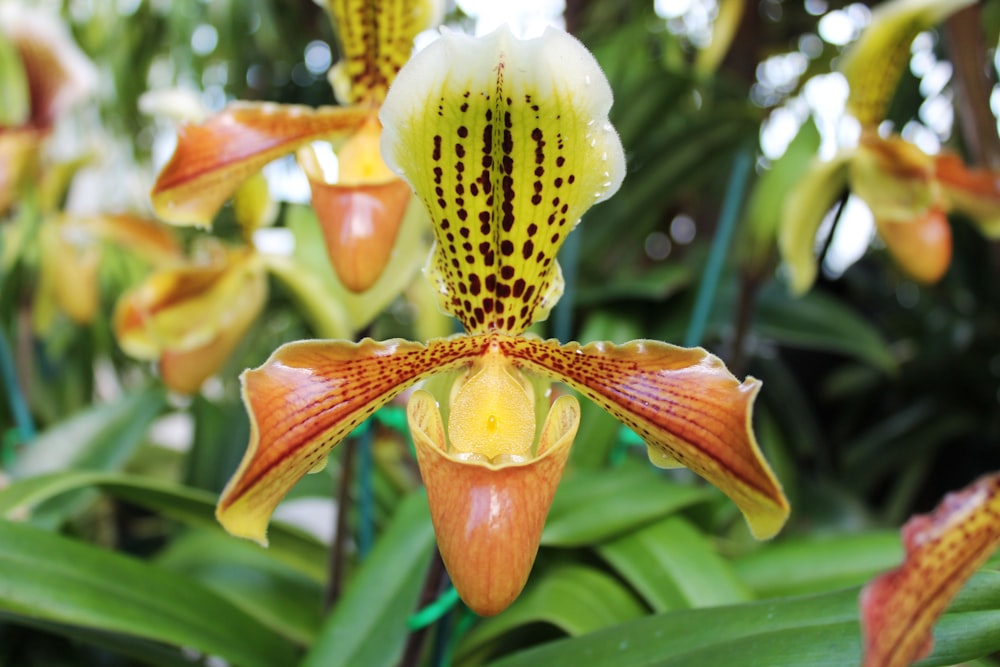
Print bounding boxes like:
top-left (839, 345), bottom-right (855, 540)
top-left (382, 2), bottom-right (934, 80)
top-left (216, 25), bottom-right (789, 617)
top-left (0, 2), bottom-right (97, 216)
top-left (860, 473), bottom-right (1000, 667)
top-left (150, 0), bottom-right (441, 293)
top-left (778, 0), bottom-right (1000, 294)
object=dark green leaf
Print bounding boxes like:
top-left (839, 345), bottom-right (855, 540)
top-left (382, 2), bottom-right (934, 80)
top-left (458, 562), bottom-right (647, 663)
top-left (733, 531), bottom-right (902, 598)
top-left (0, 520), bottom-right (298, 667)
top-left (486, 571), bottom-right (1000, 667)
top-left (301, 491), bottom-right (436, 667)
top-left (0, 470), bottom-right (327, 581)
top-left (542, 460), bottom-right (714, 547)
top-left (596, 516), bottom-right (752, 612)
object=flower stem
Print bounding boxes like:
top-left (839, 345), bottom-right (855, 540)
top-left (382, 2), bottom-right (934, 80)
top-left (398, 549), bottom-right (448, 667)
top-left (324, 436), bottom-right (357, 611)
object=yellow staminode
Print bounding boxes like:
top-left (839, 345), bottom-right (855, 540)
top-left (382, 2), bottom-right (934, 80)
top-left (447, 352), bottom-right (536, 462)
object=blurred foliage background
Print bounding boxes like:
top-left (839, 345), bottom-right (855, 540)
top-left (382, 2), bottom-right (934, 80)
top-left (1, 0), bottom-right (999, 666)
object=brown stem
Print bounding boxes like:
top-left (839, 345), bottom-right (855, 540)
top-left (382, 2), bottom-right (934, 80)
top-left (944, 4), bottom-right (1000, 169)
top-left (397, 549), bottom-right (447, 667)
top-left (324, 438), bottom-right (357, 611)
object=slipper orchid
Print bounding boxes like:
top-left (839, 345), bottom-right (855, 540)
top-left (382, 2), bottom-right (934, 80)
top-left (217, 26), bottom-right (789, 616)
top-left (150, 0), bottom-right (442, 292)
top-left (779, 0), bottom-right (1000, 294)
top-left (0, 3), bottom-right (97, 216)
top-left (861, 473), bottom-right (1000, 667)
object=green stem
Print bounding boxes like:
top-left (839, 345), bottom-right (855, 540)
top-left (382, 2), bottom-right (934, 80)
top-left (684, 144), bottom-right (753, 348)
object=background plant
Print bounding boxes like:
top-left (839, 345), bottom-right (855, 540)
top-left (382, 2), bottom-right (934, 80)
top-left (0, 1), bottom-right (999, 666)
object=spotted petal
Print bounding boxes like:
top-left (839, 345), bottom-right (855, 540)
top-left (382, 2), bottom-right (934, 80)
top-left (840, 0), bottom-right (975, 127)
top-left (501, 335), bottom-right (788, 539)
top-left (324, 0), bottom-right (443, 105)
top-left (151, 102), bottom-right (369, 225)
top-left (380, 26), bottom-right (625, 334)
top-left (860, 473), bottom-right (1000, 667)
top-left (216, 335), bottom-right (490, 543)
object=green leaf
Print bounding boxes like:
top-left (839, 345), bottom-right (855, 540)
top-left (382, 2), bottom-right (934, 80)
top-left (0, 520), bottom-right (298, 667)
top-left (542, 460), bottom-right (714, 547)
top-left (155, 529), bottom-right (323, 645)
top-left (733, 531), bottom-right (903, 598)
top-left (596, 516), bottom-right (752, 612)
top-left (486, 571), bottom-right (1000, 667)
top-left (754, 284), bottom-right (897, 373)
top-left (459, 561), bottom-right (647, 663)
top-left (301, 491), bottom-right (436, 667)
top-left (12, 386), bottom-right (166, 478)
top-left (0, 470), bottom-right (327, 582)
top-left (0, 615), bottom-right (202, 667)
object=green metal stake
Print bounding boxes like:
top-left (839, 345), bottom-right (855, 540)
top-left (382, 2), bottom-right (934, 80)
top-left (683, 144), bottom-right (754, 348)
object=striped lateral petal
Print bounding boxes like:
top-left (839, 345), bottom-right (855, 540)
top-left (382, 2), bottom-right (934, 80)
top-left (501, 335), bottom-right (789, 540)
top-left (861, 473), bottom-right (1000, 667)
top-left (216, 335), bottom-right (490, 543)
top-left (935, 153), bottom-right (1000, 238)
top-left (151, 102), bottom-right (369, 226)
top-left (380, 26), bottom-right (625, 334)
top-left (324, 0), bottom-right (443, 105)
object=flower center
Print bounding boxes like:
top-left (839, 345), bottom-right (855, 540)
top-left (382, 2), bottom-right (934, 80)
top-left (447, 353), bottom-right (536, 464)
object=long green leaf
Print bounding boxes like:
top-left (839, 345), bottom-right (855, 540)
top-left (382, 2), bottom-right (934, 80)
top-left (458, 561), bottom-right (647, 664)
top-left (754, 285), bottom-right (897, 373)
top-left (12, 387), bottom-right (166, 479)
top-left (301, 491), bottom-right (436, 667)
top-left (0, 470), bottom-right (327, 581)
top-left (596, 516), bottom-right (752, 612)
top-left (486, 570), bottom-right (1000, 667)
top-left (733, 532), bottom-right (902, 598)
top-left (0, 520), bottom-right (298, 667)
top-left (542, 460), bottom-right (714, 547)
top-left (155, 529), bottom-right (323, 645)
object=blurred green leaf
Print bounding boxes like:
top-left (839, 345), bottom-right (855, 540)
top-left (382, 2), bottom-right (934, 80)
top-left (0, 470), bottom-right (327, 581)
top-left (542, 460), bottom-right (714, 547)
top-left (754, 285), bottom-right (897, 373)
top-left (11, 386), bottom-right (165, 479)
top-left (0, 519), bottom-right (298, 667)
top-left (155, 529), bottom-right (323, 645)
top-left (459, 562), bottom-right (647, 663)
top-left (733, 531), bottom-right (903, 598)
top-left (596, 515), bottom-right (752, 612)
top-left (486, 570), bottom-right (1000, 667)
top-left (301, 491), bottom-right (435, 667)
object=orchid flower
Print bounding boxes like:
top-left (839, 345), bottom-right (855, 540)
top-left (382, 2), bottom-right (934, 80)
top-left (861, 473), bottom-right (1000, 667)
top-left (0, 3), bottom-right (97, 216)
top-left (216, 26), bottom-right (789, 616)
top-left (779, 0), bottom-right (1000, 294)
top-left (150, 0), bottom-right (442, 292)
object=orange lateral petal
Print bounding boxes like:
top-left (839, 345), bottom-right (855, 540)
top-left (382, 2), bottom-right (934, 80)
top-left (935, 153), bottom-right (1000, 237)
top-left (409, 389), bottom-right (579, 616)
top-left (307, 174), bottom-right (412, 293)
top-left (217, 335), bottom-right (488, 543)
top-left (501, 336), bottom-right (789, 539)
top-left (860, 473), bottom-right (1000, 667)
top-left (151, 102), bottom-right (369, 226)
top-left (876, 208), bottom-right (952, 284)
